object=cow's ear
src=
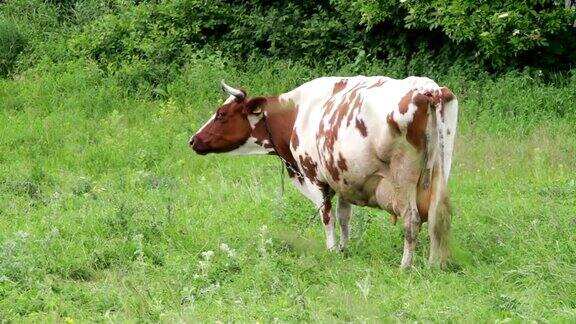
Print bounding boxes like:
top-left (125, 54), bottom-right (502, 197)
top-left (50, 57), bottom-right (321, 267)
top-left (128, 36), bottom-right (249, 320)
top-left (245, 97), bottom-right (267, 115)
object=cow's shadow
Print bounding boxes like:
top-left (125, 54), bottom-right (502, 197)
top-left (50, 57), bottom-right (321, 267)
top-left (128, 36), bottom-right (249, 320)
top-left (269, 204), bottom-right (469, 273)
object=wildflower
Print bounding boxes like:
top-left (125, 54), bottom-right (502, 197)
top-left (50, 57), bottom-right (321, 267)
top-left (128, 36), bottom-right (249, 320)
top-left (259, 225), bottom-right (273, 256)
top-left (199, 282), bottom-right (220, 296)
top-left (201, 250), bottom-right (214, 260)
top-left (220, 243), bottom-right (236, 259)
top-left (48, 228), bottom-right (60, 238)
top-left (498, 12), bottom-right (509, 19)
top-left (512, 29), bottom-right (520, 36)
top-left (198, 260), bottom-right (209, 270)
top-left (356, 273), bottom-right (371, 300)
top-left (15, 231), bottom-right (29, 240)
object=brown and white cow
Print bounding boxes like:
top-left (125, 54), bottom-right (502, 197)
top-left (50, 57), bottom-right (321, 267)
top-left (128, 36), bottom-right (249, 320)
top-left (189, 76), bottom-right (458, 269)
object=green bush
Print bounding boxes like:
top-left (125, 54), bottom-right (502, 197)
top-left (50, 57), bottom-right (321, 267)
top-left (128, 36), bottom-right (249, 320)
top-left (66, 0), bottom-right (575, 80)
top-left (3, 0), bottom-right (576, 83)
top-left (344, 0), bottom-right (576, 70)
top-left (0, 19), bottom-right (26, 77)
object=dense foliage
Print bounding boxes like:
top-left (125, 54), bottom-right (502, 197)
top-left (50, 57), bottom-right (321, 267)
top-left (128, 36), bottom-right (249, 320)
top-left (0, 18), bottom-right (26, 77)
top-left (1, 0), bottom-right (574, 85)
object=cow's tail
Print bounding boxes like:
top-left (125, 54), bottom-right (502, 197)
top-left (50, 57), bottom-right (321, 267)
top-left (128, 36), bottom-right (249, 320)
top-left (427, 88), bottom-right (458, 268)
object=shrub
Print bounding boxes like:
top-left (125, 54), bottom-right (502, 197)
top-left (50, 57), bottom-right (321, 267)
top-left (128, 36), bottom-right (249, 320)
top-left (0, 19), bottom-right (26, 77)
top-left (4, 0), bottom-right (576, 83)
top-left (338, 0), bottom-right (576, 70)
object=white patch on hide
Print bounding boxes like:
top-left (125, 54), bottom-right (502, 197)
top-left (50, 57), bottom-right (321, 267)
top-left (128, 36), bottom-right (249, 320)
top-left (225, 137), bottom-right (274, 155)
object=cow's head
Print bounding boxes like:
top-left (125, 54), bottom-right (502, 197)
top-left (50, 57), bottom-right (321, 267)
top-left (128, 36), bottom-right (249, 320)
top-left (189, 81), bottom-right (268, 155)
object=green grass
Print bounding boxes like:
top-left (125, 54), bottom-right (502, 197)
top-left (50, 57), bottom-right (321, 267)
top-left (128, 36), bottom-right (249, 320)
top-left (0, 58), bottom-right (575, 322)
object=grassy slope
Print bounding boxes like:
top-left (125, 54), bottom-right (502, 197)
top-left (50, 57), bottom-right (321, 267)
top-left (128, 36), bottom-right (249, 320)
top-left (0, 59), bottom-right (575, 322)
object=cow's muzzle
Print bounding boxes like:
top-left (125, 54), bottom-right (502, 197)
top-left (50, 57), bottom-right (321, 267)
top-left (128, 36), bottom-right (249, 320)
top-left (189, 135), bottom-right (209, 155)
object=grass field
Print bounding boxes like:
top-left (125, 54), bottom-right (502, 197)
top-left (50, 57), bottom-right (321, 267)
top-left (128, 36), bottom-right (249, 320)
top-left (0, 58), bottom-right (575, 322)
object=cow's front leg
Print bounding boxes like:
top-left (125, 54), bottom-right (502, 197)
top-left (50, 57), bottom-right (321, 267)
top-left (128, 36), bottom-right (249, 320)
top-left (319, 185), bottom-right (337, 251)
top-left (400, 206), bottom-right (421, 269)
top-left (337, 197), bottom-right (352, 251)
top-left (289, 177), bottom-right (337, 251)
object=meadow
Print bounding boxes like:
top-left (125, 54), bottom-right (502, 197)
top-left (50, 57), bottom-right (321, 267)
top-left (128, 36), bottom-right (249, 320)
top-left (0, 55), bottom-right (574, 322)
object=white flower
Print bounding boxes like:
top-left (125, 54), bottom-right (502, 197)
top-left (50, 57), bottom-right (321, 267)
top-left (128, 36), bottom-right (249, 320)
top-left (258, 225), bottom-right (273, 256)
top-left (498, 12), bottom-right (509, 19)
top-left (220, 243), bottom-right (237, 259)
top-left (201, 250), bottom-right (214, 260)
top-left (198, 260), bottom-right (208, 270)
top-left (356, 274), bottom-right (371, 300)
top-left (15, 231), bottom-right (29, 240)
top-left (512, 29), bottom-right (520, 36)
top-left (49, 228), bottom-right (60, 238)
top-left (199, 282), bottom-right (220, 296)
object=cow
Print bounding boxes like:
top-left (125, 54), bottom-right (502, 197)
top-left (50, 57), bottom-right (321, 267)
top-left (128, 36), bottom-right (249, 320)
top-left (189, 76), bottom-right (458, 269)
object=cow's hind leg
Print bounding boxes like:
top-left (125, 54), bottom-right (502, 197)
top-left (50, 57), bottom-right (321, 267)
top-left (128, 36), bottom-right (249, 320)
top-left (337, 197), bottom-right (352, 251)
top-left (400, 207), bottom-right (421, 269)
top-left (373, 174), bottom-right (421, 269)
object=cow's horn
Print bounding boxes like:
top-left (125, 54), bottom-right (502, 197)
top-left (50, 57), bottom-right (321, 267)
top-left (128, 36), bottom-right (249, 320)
top-left (221, 80), bottom-right (245, 99)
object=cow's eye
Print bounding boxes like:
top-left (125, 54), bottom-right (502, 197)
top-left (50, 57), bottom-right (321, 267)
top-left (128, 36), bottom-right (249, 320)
top-left (215, 112), bottom-right (225, 120)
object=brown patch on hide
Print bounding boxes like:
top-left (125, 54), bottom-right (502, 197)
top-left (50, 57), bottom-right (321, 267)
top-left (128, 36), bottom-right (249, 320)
top-left (290, 131), bottom-right (299, 150)
top-left (355, 118), bottom-right (367, 137)
top-left (387, 114), bottom-right (400, 135)
top-left (321, 185), bottom-right (333, 225)
top-left (367, 78), bottom-right (386, 89)
top-left (326, 152), bottom-right (349, 183)
top-left (416, 163), bottom-right (441, 222)
top-left (441, 87), bottom-right (455, 102)
top-left (399, 90), bottom-right (414, 114)
top-left (323, 98), bottom-right (336, 116)
top-left (336, 152), bottom-right (348, 172)
top-left (320, 99), bottom-right (350, 155)
top-left (349, 86), bottom-right (362, 102)
top-left (299, 153), bottom-right (319, 184)
top-left (332, 79), bottom-right (348, 94)
top-left (326, 157), bottom-right (341, 182)
top-left (346, 94), bottom-right (364, 127)
top-left (440, 87), bottom-right (456, 121)
top-left (406, 93), bottom-right (430, 152)
top-left (259, 97), bottom-right (303, 180)
top-left (252, 119), bottom-right (273, 149)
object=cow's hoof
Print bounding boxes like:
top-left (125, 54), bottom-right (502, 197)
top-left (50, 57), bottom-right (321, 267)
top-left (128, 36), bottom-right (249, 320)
top-left (400, 262), bottom-right (414, 271)
top-left (327, 245), bottom-right (339, 252)
top-left (339, 244), bottom-right (351, 257)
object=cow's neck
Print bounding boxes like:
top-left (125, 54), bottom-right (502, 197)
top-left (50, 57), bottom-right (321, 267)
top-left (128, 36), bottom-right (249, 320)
top-left (251, 96), bottom-right (299, 172)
